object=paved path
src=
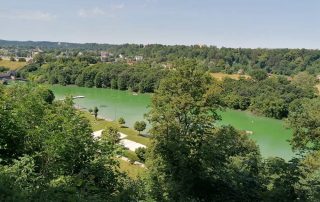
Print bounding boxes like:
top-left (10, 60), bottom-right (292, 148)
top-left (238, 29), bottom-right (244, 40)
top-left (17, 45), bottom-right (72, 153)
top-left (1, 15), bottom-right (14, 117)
top-left (120, 156), bottom-right (145, 168)
top-left (92, 130), bottom-right (146, 151)
top-left (92, 130), bottom-right (147, 167)
top-left (120, 139), bottom-right (146, 151)
top-left (92, 130), bottom-right (128, 139)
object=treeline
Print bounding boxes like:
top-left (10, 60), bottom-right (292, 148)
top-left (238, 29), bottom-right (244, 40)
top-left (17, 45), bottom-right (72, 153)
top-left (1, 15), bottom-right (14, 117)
top-left (219, 71), bottom-right (318, 119)
top-left (1, 67), bottom-right (320, 201)
top-left (19, 58), bottom-right (318, 119)
top-left (2, 39), bottom-right (320, 76)
top-left (20, 61), bottom-right (168, 93)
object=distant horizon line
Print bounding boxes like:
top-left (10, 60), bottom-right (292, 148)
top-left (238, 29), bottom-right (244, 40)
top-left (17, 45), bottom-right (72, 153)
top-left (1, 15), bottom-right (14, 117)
top-left (0, 38), bottom-right (319, 50)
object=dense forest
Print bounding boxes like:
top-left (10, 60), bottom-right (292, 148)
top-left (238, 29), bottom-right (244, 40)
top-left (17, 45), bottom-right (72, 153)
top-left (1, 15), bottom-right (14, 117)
top-left (1, 39), bottom-right (320, 75)
top-left (1, 66), bottom-right (319, 201)
top-left (19, 61), bottom-right (168, 93)
top-left (219, 71), bottom-right (318, 119)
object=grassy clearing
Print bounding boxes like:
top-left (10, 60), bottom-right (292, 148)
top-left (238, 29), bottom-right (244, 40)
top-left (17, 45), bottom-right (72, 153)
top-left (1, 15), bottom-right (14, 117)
top-left (118, 159), bottom-right (146, 179)
top-left (0, 60), bottom-right (27, 70)
top-left (123, 150), bottom-right (140, 162)
top-left (211, 72), bottom-right (250, 81)
top-left (80, 110), bottom-right (150, 146)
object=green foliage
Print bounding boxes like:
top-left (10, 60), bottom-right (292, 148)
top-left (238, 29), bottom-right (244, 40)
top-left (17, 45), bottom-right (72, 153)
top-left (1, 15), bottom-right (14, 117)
top-left (118, 117), bottom-right (126, 126)
top-left (101, 126), bottom-right (121, 144)
top-left (18, 58), bottom-right (26, 62)
top-left (288, 97), bottom-right (320, 152)
top-left (33, 53), bottom-right (45, 65)
top-left (135, 147), bottom-right (146, 163)
top-left (146, 64), bottom-right (263, 201)
top-left (250, 69), bottom-right (268, 81)
top-left (20, 61), bottom-right (168, 93)
top-left (0, 66), bottom-right (9, 72)
top-left (220, 75), bottom-right (316, 119)
top-left (134, 121), bottom-right (146, 134)
top-left (93, 106), bottom-right (99, 119)
top-left (0, 84), bottom-right (130, 201)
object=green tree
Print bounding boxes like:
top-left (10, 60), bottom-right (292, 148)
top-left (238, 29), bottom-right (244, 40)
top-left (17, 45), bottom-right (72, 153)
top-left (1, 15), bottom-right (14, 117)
top-left (250, 69), bottom-right (268, 81)
top-left (33, 53), bottom-right (45, 65)
top-left (134, 121), bottom-right (146, 135)
top-left (93, 106), bottom-right (99, 120)
top-left (135, 147), bottom-right (146, 163)
top-left (118, 117), bottom-right (126, 127)
top-left (292, 72), bottom-right (317, 97)
top-left (146, 64), bottom-right (263, 201)
top-left (288, 98), bottom-right (320, 152)
top-left (101, 126), bottom-right (120, 144)
top-left (0, 85), bottom-right (127, 200)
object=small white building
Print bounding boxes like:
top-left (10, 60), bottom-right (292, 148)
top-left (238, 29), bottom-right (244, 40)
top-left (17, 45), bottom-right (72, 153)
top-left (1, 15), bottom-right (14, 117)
top-left (135, 55), bottom-right (143, 61)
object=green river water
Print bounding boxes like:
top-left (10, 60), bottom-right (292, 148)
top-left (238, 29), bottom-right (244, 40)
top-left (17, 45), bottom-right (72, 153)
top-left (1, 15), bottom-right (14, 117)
top-left (51, 85), bottom-right (294, 160)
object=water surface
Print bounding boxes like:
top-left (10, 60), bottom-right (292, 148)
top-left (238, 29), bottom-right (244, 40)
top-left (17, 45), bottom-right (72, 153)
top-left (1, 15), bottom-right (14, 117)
top-left (51, 85), bottom-right (294, 160)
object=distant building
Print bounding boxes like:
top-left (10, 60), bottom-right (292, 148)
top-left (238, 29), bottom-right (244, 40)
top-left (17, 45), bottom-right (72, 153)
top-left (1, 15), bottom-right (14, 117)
top-left (100, 51), bottom-right (110, 62)
top-left (135, 55), bottom-right (143, 61)
top-left (32, 48), bottom-right (43, 58)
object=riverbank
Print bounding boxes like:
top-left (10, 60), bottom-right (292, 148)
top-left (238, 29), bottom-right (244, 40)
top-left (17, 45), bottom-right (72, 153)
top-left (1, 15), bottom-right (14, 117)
top-left (82, 110), bottom-right (148, 178)
top-left (80, 110), bottom-right (150, 146)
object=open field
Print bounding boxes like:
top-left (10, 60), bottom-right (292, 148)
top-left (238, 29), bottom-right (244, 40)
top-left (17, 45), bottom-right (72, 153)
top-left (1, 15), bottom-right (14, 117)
top-left (210, 72), bottom-right (251, 81)
top-left (0, 60), bottom-right (27, 70)
top-left (81, 110), bottom-right (150, 146)
top-left (118, 159), bottom-right (145, 179)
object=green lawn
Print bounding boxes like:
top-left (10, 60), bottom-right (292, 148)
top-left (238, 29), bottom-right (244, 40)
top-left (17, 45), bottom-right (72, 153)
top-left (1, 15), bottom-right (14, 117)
top-left (0, 60), bottom-right (27, 70)
top-left (118, 159), bottom-right (146, 179)
top-left (80, 110), bottom-right (150, 146)
top-left (80, 111), bottom-right (147, 179)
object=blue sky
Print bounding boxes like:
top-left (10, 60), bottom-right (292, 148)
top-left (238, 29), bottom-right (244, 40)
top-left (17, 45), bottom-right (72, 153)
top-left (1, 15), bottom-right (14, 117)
top-left (0, 0), bottom-right (319, 48)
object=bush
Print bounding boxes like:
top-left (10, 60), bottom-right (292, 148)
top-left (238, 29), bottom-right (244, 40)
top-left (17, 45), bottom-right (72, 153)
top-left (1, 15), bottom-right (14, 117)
top-left (0, 66), bottom-right (9, 72)
top-left (118, 117), bottom-right (126, 127)
top-left (135, 147), bottom-right (146, 163)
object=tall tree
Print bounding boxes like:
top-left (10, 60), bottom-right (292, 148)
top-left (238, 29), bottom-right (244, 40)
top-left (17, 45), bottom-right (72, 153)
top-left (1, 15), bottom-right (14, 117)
top-left (93, 106), bottom-right (99, 120)
top-left (146, 63), bottom-right (263, 201)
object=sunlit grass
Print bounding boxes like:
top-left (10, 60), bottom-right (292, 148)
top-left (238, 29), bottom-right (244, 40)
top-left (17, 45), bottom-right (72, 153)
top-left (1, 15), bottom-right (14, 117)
top-left (80, 110), bottom-right (150, 146)
top-left (0, 60), bottom-right (27, 70)
top-left (118, 159), bottom-right (146, 179)
top-left (211, 72), bottom-right (250, 81)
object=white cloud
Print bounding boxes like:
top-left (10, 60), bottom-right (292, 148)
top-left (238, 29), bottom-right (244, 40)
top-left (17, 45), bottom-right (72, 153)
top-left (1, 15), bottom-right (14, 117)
top-left (78, 3), bottom-right (125, 18)
top-left (78, 7), bottom-right (106, 18)
top-left (0, 9), bottom-right (56, 21)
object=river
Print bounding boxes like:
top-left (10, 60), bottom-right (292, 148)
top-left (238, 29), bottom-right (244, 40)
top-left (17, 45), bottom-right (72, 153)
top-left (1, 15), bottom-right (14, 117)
top-left (51, 85), bottom-right (294, 160)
